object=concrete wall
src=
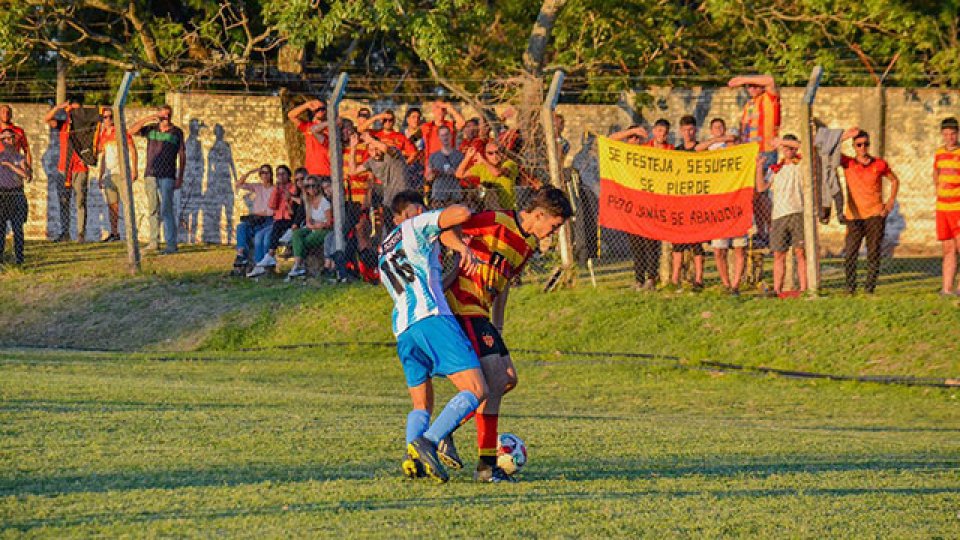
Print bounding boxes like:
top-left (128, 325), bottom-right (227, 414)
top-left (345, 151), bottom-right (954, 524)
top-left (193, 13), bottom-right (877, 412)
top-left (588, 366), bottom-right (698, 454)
top-left (5, 87), bottom-right (957, 253)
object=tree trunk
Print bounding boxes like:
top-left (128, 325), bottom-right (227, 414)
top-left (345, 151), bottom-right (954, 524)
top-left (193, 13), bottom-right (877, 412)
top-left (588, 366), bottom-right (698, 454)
top-left (522, 0), bottom-right (568, 76)
top-left (56, 21), bottom-right (67, 103)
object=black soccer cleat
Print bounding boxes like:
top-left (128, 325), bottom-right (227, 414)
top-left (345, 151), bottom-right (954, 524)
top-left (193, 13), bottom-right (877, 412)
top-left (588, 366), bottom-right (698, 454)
top-left (473, 464), bottom-right (518, 483)
top-left (437, 435), bottom-right (463, 470)
top-left (401, 452), bottom-right (426, 479)
top-left (407, 437), bottom-right (449, 483)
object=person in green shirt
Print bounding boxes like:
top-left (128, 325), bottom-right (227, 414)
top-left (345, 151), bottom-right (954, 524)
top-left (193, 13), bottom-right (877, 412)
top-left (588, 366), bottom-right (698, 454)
top-left (457, 141), bottom-right (519, 210)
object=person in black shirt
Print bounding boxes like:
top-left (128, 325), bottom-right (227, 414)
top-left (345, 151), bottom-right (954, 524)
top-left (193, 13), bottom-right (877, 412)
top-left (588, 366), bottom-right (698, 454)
top-left (130, 105), bottom-right (185, 254)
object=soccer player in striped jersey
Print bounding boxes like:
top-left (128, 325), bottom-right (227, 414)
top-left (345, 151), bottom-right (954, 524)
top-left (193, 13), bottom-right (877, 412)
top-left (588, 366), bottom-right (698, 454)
top-left (443, 187), bottom-right (573, 482)
top-left (379, 190), bottom-right (488, 483)
top-left (934, 117), bottom-right (960, 296)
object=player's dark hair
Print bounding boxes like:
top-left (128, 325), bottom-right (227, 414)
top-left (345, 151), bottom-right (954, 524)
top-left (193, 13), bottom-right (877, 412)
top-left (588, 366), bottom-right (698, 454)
top-left (525, 186), bottom-right (573, 219)
top-left (941, 117), bottom-right (959, 131)
top-left (679, 115), bottom-right (696, 127)
top-left (653, 118), bottom-right (670, 129)
top-left (391, 190), bottom-right (426, 215)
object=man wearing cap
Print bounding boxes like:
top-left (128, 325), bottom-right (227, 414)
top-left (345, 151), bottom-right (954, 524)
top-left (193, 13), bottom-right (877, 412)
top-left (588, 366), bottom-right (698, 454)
top-left (934, 117), bottom-right (960, 296)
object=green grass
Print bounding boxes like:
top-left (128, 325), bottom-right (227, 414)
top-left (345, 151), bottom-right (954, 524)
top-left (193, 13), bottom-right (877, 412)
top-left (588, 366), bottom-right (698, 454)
top-left (1, 241), bottom-right (959, 536)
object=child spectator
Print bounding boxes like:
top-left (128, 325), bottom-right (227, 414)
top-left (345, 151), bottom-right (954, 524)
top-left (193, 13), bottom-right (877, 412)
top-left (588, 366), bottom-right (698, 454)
top-left (934, 117), bottom-right (960, 296)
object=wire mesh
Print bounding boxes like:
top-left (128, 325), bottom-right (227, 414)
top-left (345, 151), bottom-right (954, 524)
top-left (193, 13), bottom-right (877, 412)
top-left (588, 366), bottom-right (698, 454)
top-left (0, 76), bottom-right (955, 296)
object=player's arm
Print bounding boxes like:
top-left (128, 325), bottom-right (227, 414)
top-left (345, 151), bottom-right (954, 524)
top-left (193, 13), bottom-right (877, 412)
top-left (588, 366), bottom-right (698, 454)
top-left (438, 205), bottom-right (480, 276)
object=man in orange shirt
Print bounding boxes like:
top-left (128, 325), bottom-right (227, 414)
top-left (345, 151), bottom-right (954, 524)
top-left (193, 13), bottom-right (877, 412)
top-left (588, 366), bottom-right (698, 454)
top-left (44, 96), bottom-right (91, 242)
top-left (838, 129), bottom-right (900, 294)
top-left (934, 117), bottom-right (960, 296)
top-left (420, 101), bottom-right (465, 168)
top-left (729, 74), bottom-right (781, 247)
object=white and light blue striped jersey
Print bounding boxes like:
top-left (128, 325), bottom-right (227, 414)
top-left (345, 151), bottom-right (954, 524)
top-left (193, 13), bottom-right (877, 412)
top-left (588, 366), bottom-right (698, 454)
top-left (379, 210), bottom-right (452, 336)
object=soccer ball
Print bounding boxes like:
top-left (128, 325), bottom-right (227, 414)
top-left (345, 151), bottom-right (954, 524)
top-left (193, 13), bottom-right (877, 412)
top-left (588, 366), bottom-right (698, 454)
top-left (496, 433), bottom-right (527, 475)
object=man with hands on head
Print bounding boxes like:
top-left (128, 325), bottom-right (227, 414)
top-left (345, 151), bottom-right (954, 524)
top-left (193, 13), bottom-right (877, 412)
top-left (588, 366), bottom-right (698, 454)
top-left (129, 105), bottom-right (186, 254)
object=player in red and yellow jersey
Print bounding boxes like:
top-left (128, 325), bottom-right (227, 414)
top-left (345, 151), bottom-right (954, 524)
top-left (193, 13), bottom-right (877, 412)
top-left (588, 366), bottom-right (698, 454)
top-left (442, 186), bottom-right (573, 482)
top-left (934, 117), bottom-right (960, 296)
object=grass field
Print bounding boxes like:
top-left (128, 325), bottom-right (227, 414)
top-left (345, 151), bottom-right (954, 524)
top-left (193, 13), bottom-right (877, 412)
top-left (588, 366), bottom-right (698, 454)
top-left (1, 241), bottom-right (959, 537)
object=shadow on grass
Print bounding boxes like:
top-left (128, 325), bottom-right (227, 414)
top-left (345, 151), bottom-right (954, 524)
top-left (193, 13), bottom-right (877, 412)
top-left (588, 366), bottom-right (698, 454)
top-left (4, 479), bottom-right (959, 532)
top-left (0, 398), bottom-right (257, 414)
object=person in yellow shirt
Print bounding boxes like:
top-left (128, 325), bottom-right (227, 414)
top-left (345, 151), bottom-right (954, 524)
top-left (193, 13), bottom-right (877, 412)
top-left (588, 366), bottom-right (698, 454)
top-left (456, 141), bottom-right (519, 210)
top-left (934, 117), bottom-right (960, 296)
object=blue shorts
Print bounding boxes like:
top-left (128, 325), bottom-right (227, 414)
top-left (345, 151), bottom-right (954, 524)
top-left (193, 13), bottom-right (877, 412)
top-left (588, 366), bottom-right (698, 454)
top-left (396, 316), bottom-right (480, 387)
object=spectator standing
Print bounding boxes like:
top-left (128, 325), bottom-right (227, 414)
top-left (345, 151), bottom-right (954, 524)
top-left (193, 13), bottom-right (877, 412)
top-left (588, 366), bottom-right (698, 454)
top-left (756, 135), bottom-right (807, 295)
top-left (286, 175), bottom-right (333, 279)
top-left (0, 105), bottom-right (32, 174)
top-left (403, 107), bottom-right (426, 190)
top-left (671, 115), bottom-right (705, 291)
top-left (934, 117), bottom-right (960, 296)
top-left (697, 117), bottom-right (745, 294)
top-left (129, 105), bottom-right (186, 254)
top-left (425, 125), bottom-right (465, 207)
top-left (729, 74), bottom-right (780, 247)
top-left (360, 131), bottom-right (410, 235)
top-left (248, 165), bottom-right (296, 277)
top-left (456, 141), bottom-right (519, 211)
top-left (609, 122), bottom-right (669, 291)
top-left (233, 165), bottom-right (275, 272)
top-left (0, 128), bottom-right (30, 265)
top-left (95, 108), bottom-right (138, 242)
top-left (420, 101), bottom-right (465, 168)
top-left (361, 110), bottom-right (416, 160)
top-left (44, 96), bottom-right (89, 242)
top-left (459, 118), bottom-right (486, 155)
top-left (288, 99), bottom-right (330, 179)
top-left (839, 129), bottom-right (900, 294)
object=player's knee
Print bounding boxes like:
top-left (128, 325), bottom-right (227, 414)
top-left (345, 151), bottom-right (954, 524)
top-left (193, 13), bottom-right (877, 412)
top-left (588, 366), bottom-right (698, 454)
top-left (472, 380), bottom-right (489, 403)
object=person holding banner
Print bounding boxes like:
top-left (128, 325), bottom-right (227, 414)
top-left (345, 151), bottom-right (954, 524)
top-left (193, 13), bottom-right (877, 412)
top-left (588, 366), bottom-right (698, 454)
top-left (610, 122), bottom-right (670, 291)
top-left (698, 118), bottom-right (746, 295)
top-left (755, 134), bottom-right (806, 296)
top-left (671, 115), bottom-right (705, 292)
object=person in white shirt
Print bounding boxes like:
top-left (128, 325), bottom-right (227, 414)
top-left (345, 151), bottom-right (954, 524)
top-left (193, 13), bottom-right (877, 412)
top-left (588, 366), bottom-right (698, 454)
top-left (755, 134), bottom-right (806, 295)
top-left (286, 175), bottom-right (333, 278)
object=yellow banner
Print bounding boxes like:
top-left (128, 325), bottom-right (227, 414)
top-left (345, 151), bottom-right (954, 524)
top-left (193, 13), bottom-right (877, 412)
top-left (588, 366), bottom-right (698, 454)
top-left (598, 138), bottom-right (759, 195)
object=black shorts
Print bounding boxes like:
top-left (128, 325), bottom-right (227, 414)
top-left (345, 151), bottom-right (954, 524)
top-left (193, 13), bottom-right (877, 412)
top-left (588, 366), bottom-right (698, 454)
top-left (457, 316), bottom-right (509, 358)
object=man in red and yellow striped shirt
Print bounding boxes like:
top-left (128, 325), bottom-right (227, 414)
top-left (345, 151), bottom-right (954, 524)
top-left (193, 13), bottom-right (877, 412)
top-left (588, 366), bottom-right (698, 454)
top-left (443, 187), bottom-right (572, 482)
top-left (934, 117), bottom-right (960, 296)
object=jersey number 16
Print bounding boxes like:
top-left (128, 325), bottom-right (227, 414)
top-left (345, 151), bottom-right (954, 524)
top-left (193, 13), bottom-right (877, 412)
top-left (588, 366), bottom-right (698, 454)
top-left (381, 249), bottom-right (415, 294)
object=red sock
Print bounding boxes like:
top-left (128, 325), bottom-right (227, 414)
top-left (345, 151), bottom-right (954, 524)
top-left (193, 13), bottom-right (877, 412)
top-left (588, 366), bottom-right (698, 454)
top-left (459, 411), bottom-right (476, 426)
top-left (477, 413), bottom-right (499, 467)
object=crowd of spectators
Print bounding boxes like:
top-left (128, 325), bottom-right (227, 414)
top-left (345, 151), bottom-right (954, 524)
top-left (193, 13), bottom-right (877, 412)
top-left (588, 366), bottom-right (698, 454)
top-left (0, 78), bottom-right (957, 298)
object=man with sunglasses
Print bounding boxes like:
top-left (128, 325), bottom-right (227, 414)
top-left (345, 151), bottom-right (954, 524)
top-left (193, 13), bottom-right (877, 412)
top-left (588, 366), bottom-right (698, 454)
top-left (95, 108), bottom-right (138, 242)
top-left (838, 128), bottom-right (900, 294)
top-left (130, 105), bottom-right (186, 254)
top-left (287, 99), bottom-right (330, 179)
top-left (360, 110), bottom-right (416, 162)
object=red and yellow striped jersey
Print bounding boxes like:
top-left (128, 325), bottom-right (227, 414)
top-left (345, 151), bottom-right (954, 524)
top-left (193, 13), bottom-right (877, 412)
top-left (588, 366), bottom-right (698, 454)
top-left (934, 146), bottom-right (960, 212)
top-left (446, 211), bottom-right (538, 318)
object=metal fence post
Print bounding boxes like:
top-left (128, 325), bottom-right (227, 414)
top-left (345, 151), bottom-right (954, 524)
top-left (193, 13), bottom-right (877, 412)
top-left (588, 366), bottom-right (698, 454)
top-left (327, 73), bottom-right (349, 254)
top-left (801, 66), bottom-right (823, 294)
top-left (113, 71), bottom-right (140, 274)
top-left (540, 70), bottom-right (575, 291)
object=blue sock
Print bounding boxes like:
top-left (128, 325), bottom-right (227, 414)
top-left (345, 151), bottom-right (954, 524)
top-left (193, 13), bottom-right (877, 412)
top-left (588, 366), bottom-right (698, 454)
top-left (423, 391), bottom-right (480, 444)
top-left (406, 409), bottom-right (430, 444)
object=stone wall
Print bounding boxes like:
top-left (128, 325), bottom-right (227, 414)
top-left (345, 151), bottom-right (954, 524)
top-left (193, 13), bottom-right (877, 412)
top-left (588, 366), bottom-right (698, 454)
top-left (5, 87), bottom-right (957, 253)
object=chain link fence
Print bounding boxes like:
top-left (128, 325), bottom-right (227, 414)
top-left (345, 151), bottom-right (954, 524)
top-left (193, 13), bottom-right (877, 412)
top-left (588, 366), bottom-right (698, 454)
top-left (0, 77), bottom-right (955, 296)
